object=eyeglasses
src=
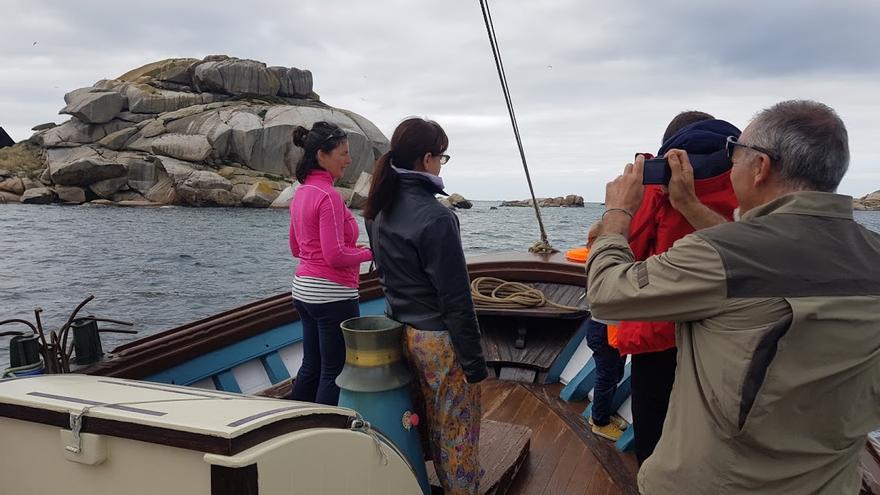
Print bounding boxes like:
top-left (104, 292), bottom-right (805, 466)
top-left (320, 128), bottom-right (347, 144)
top-left (436, 154), bottom-right (451, 165)
top-left (726, 135), bottom-right (780, 162)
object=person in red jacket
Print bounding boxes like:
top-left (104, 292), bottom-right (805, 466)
top-left (617, 112), bottom-right (740, 464)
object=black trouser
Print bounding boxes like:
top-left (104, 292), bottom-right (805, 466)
top-left (631, 348), bottom-right (677, 465)
top-left (291, 298), bottom-right (359, 406)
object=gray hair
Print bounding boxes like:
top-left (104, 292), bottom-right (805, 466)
top-left (746, 100), bottom-right (849, 192)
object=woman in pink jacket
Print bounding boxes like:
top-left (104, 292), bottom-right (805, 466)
top-left (288, 122), bottom-right (372, 405)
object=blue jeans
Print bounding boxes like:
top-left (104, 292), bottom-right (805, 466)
top-left (291, 298), bottom-right (359, 406)
top-left (585, 319), bottom-right (625, 426)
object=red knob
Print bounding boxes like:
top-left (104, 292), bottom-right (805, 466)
top-left (409, 413), bottom-right (419, 427)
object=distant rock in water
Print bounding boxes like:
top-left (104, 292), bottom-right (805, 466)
top-left (0, 55), bottom-right (389, 207)
top-left (447, 193), bottom-right (473, 209)
top-left (438, 192), bottom-right (472, 210)
top-left (853, 191), bottom-right (880, 211)
top-left (501, 195), bottom-right (584, 208)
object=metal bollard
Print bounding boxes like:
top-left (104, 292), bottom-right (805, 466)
top-left (336, 316), bottom-right (430, 495)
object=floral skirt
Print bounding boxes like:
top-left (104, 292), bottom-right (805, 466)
top-left (403, 326), bottom-right (482, 495)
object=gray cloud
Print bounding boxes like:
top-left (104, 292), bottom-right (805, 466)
top-left (1, 0), bottom-right (878, 201)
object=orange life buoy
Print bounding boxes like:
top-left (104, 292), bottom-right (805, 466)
top-left (565, 246), bottom-right (590, 263)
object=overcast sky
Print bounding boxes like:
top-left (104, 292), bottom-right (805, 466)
top-left (1, 0), bottom-right (878, 201)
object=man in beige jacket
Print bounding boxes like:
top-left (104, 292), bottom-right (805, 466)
top-left (587, 100), bottom-right (880, 494)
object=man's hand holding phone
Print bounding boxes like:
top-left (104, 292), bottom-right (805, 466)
top-left (605, 156), bottom-right (645, 215)
top-left (665, 149), bottom-right (699, 212)
top-left (598, 156), bottom-right (645, 239)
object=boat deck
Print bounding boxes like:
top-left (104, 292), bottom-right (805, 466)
top-left (261, 377), bottom-right (639, 494)
top-left (481, 379), bottom-right (639, 495)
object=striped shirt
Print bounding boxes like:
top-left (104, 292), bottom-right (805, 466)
top-left (292, 275), bottom-right (359, 304)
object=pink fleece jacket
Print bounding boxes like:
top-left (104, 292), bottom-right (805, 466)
top-left (289, 170), bottom-right (372, 288)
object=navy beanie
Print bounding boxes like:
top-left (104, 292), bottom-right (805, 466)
top-left (658, 119), bottom-right (741, 179)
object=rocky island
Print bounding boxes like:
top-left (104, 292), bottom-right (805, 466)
top-left (500, 195), bottom-right (584, 208)
top-left (853, 191), bottom-right (880, 211)
top-left (0, 56), bottom-right (389, 208)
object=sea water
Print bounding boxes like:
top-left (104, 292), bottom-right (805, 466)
top-left (2, 202), bottom-right (879, 367)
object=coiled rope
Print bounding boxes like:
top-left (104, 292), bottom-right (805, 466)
top-left (470, 277), bottom-right (583, 312)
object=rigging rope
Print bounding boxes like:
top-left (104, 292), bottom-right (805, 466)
top-left (478, 0), bottom-right (557, 254)
top-left (470, 277), bottom-right (584, 312)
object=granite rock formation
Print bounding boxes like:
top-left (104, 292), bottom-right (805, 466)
top-left (0, 56), bottom-right (389, 207)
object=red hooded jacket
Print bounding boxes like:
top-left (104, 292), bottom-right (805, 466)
top-left (612, 171), bottom-right (737, 354)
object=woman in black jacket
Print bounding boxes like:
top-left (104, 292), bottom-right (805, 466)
top-left (364, 117), bottom-right (487, 495)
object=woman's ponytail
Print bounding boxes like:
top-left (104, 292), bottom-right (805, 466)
top-left (363, 151), bottom-right (398, 220)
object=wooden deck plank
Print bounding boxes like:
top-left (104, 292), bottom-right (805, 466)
top-left (426, 420), bottom-right (530, 495)
top-left (560, 447), bottom-right (602, 495)
top-left (481, 421), bottom-right (531, 494)
top-left (481, 379), bottom-right (516, 418)
top-left (483, 382), bottom-right (539, 426)
top-left (520, 429), bottom-right (579, 495)
top-left (584, 468), bottom-right (624, 495)
top-left (485, 384), bottom-right (550, 494)
top-left (513, 415), bottom-right (571, 495)
top-left (504, 409), bottom-right (555, 495)
top-left (523, 383), bottom-right (639, 495)
top-left (481, 380), bottom-right (628, 495)
top-left (538, 435), bottom-right (588, 495)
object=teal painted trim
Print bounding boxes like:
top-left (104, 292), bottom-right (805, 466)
top-left (615, 426), bottom-right (635, 452)
top-left (559, 358), bottom-right (596, 401)
top-left (144, 297), bottom-right (387, 387)
top-left (543, 319), bottom-right (590, 384)
top-left (145, 322), bottom-right (303, 386)
top-left (261, 351), bottom-right (290, 384)
top-left (358, 297), bottom-right (387, 316)
top-left (213, 370), bottom-right (241, 393)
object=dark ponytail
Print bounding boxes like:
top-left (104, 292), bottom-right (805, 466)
top-left (363, 153), bottom-right (397, 220)
top-left (294, 121), bottom-right (347, 183)
top-left (364, 117), bottom-right (448, 220)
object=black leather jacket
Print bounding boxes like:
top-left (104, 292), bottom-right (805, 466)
top-left (366, 173), bottom-right (488, 383)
